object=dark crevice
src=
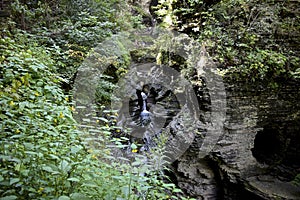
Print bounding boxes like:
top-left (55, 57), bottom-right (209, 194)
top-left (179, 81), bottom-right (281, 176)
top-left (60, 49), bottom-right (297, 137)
top-left (251, 125), bottom-right (283, 165)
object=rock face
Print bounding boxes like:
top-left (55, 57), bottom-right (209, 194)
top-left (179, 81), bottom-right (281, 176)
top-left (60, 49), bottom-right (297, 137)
top-left (172, 80), bottom-right (300, 199)
top-left (129, 0), bottom-right (300, 199)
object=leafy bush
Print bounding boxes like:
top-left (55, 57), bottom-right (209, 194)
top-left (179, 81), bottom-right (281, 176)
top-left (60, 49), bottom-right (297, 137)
top-left (0, 27), bottom-right (184, 199)
top-left (0, 0), bottom-right (186, 198)
top-left (153, 0), bottom-right (300, 82)
top-left (0, 30), bottom-right (85, 199)
top-left (7, 0), bottom-right (138, 89)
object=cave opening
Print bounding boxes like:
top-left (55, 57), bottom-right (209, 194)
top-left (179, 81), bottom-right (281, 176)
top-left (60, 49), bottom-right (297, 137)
top-left (251, 126), bottom-right (283, 165)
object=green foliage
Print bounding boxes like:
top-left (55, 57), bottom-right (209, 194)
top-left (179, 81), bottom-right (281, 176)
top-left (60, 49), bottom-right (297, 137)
top-left (229, 49), bottom-right (289, 82)
top-left (0, 30), bottom-right (86, 199)
top-left (96, 75), bottom-right (119, 106)
top-left (0, 28), bottom-right (181, 200)
top-left (198, 0), bottom-right (299, 82)
top-left (67, 108), bottom-right (183, 200)
top-left (293, 173), bottom-right (300, 187)
top-left (6, 0), bottom-right (138, 87)
top-left (154, 0), bottom-right (300, 82)
top-left (0, 1), bottom-right (182, 199)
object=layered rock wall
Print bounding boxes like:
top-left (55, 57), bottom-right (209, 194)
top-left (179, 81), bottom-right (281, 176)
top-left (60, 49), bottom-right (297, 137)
top-left (173, 80), bottom-right (300, 199)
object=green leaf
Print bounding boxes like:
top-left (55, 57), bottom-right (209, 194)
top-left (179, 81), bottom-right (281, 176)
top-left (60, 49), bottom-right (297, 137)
top-left (130, 143), bottom-right (137, 150)
top-left (71, 145), bottom-right (82, 154)
top-left (82, 183), bottom-right (98, 188)
top-left (58, 196), bottom-right (70, 200)
top-left (112, 176), bottom-right (123, 180)
top-left (0, 196), bottom-right (18, 200)
top-left (97, 117), bottom-right (109, 122)
top-left (49, 154), bottom-right (60, 160)
top-left (23, 142), bottom-right (35, 150)
top-left (67, 177), bottom-right (80, 182)
top-left (42, 166), bottom-right (54, 173)
top-left (173, 188), bottom-right (182, 193)
top-left (70, 193), bottom-right (89, 200)
top-left (59, 160), bottom-right (71, 173)
top-left (9, 178), bottom-right (20, 185)
top-left (10, 134), bottom-right (24, 139)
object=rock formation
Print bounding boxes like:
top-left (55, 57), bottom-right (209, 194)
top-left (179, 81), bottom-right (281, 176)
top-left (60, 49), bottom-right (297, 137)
top-left (172, 80), bottom-right (300, 199)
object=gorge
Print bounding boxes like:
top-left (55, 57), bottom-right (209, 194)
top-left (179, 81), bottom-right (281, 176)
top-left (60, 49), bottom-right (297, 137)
top-left (123, 0), bottom-right (300, 199)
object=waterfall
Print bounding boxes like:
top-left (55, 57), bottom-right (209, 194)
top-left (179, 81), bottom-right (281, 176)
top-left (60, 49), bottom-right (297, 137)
top-left (140, 92), bottom-right (150, 127)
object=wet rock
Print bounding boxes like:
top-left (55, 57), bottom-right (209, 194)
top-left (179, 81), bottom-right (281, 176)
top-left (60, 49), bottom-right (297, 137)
top-left (172, 79), bottom-right (300, 199)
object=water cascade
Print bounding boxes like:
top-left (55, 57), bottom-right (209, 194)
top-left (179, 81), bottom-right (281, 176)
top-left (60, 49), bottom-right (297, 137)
top-left (140, 91), bottom-right (151, 127)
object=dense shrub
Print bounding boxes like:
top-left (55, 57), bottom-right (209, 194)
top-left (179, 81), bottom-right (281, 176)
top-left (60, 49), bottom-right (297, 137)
top-left (0, 0), bottom-right (183, 199)
top-left (153, 0), bottom-right (300, 83)
top-left (0, 30), bottom-right (86, 199)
